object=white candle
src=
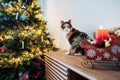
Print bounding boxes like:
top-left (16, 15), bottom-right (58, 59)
top-left (22, 41), bottom-right (24, 49)
top-left (16, 12), bottom-right (19, 20)
top-left (31, 3), bottom-right (34, 8)
top-left (41, 36), bottom-right (43, 42)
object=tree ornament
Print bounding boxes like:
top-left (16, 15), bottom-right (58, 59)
top-left (25, 26), bottom-right (28, 30)
top-left (22, 3), bottom-right (26, 9)
top-left (22, 41), bottom-right (24, 49)
top-left (20, 14), bottom-right (26, 20)
top-left (29, 32), bottom-right (33, 36)
top-left (1, 2), bottom-right (4, 6)
top-left (2, 2), bottom-right (8, 7)
top-left (16, 12), bottom-right (19, 20)
top-left (0, 47), bottom-right (6, 53)
top-left (5, 3), bottom-right (8, 6)
top-left (8, 1), bottom-right (12, 6)
top-left (17, 7), bottom-right (22, 12)
top-left (31, 2), bottom-right (34, 8)
top-left (0, 12), bottom-right (2, 16)
top-left (23, 10), bottom-right (30, 18)
top-left (41, 36), bottom-right (43, 42)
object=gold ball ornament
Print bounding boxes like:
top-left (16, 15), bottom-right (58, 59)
top-left (0, 37), bottom-right (3, 41)
top-left (38, 30), bottom-right (43, 35)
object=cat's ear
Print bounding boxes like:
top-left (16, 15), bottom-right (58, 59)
top-left (61, 20), bottom-right (64, 24)
top-left (68, 19), bottom-right (71, 23)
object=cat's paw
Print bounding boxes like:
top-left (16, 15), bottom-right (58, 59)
top-left (74, 53), bottom-right (82, 56)
top-left (65, 51), bottom-right (70, 55)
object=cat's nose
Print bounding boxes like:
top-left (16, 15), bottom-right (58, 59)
top-left (64, 28), bottom-right (67, 31)
top-left (64, 29), bottom-right (67, 32)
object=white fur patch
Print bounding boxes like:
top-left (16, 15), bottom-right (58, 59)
top-left (62, 32), bottom-right (71, 55)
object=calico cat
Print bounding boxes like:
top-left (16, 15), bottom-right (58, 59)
top-left (61, 19), bottom-right (89, 55)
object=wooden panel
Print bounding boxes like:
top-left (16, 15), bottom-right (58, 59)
top-left (45, 51), bottom-right (120, 80)
top-left (45, 66), bottom-right (59, 80)
top-left (45, 56), bottom-right (68, 72)
top-left (45, 55), bottom-right (70, 80)
top-left (45, 60), bottom-right (68, 77)
top-left (46, 65), bottom-right (65, 80)
top-left (45, 71), bottom-right (52, 80)
top-left (45, 60), bottom-right (69, 80)
top-left (45, 56), bottom-right (68, 76)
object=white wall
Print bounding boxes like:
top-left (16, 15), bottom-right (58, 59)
top-left (42, 0), bottom-right (120, 50)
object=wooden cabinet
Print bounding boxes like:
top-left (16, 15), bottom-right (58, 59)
top-left (45, 51), bottom-right (120, 80)
top-left (45, 56), bottom-right (88, 80)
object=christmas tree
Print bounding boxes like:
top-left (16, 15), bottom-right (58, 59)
top-left (0, 0), bottom-right (58, 79)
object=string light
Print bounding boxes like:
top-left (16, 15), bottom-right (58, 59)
top-left (0, 0), bottom-right (58, 69)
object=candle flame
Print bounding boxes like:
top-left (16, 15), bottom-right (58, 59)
top-left (99, 25), bottom-right (103, 29)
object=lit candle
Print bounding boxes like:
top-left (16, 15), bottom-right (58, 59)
top-left (95, 26), bottom-right (109, 40)
top-left (22, 41), bottom-right (24, 49)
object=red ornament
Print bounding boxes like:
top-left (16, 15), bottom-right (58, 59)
top-left (17, 7), bottom-right (22, 12)
top-left (37, 59), bottom-right (42, 67)
top-left (110, 34), bottom-right (117, 42)
top-left (37, 72), bottom-right (41, 76)
top-left (0, 47), bottom-right (6, 53)
top-left (37, 63), bottom-right (41, 67)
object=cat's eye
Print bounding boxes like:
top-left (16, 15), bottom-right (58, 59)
top-left (62, 26), bottom-right (65, 29)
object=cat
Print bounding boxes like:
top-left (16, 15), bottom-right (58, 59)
top-left (61, 19), bottom-right (89, 55)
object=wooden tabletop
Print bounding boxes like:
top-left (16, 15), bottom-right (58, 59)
top-left (45, 51), bottom-right (120, 80)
